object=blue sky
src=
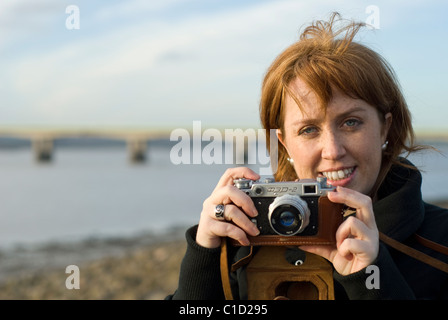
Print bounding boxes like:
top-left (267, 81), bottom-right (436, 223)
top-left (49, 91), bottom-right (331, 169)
top-left (1, 0), bottom-right (447, 133)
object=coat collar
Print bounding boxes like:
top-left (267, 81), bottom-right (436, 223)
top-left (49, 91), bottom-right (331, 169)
top-left (373, 159), bottom-right (425, 241)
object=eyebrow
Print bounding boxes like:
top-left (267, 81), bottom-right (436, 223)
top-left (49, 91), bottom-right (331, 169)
top-left (290, 106), bottom-right (368, 127)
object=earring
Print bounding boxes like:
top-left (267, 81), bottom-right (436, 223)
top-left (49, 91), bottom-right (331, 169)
top-left (287, 157), bottom-right (294, 165)
top-left (381, 141), bottom-right (389, 151)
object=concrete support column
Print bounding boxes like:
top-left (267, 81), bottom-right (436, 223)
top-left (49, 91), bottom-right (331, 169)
top-left (127, 138), bottom-right (147, 163)
top-left (32, 137), bottom-right (54, 162)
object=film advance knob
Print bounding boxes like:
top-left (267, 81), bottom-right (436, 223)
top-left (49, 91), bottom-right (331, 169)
top-left (264, 178), bottom-right (275, 184)
top-left (234, 178), bottom-right (252, 189)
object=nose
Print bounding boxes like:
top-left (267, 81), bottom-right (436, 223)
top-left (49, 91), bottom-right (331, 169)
top-left (320, 131), bottom-right (346, 160)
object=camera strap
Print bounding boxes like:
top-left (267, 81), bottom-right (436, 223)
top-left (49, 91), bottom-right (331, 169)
top-left (379, 232), bottom-right (448, 274)
top-left (414, 233), bottom-right (448, 256)
top-left (220, 238), bottom-right (235, 300)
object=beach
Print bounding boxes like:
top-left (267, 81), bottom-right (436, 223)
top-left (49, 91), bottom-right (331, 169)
top-left (0, 229), bottom-right (187, 300)
top-left (0, 200), bottom-right (447, 300)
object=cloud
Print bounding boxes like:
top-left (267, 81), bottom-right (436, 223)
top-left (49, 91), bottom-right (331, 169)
top-left (0, 0), bottom-right (63, 34)
top-left (1, 0), bottom-right (370, 127)
top-left (1, 0), bottom-right (447, 131)
top-left (93, 0), bottom-right (188, 22)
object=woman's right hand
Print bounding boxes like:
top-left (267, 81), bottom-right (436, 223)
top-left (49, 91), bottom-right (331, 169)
top-left (196, 167), bottom-right (261, 248)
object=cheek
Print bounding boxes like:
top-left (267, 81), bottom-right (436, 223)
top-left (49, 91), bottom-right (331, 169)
top-left (350, 144), bottom-right (383, 193)
top-left (348, 138), bottom-right (381, 170)
top-left (355, 135), bottom-right (382, 164)
top-left (288, 144), bottom-right (320, 179)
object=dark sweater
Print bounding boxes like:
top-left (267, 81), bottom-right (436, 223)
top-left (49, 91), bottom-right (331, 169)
top-left (168, 163), bottom-right (448, 299)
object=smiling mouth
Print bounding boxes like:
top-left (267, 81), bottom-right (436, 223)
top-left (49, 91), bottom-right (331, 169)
top-left (321, 167), bottom-right (355, 181)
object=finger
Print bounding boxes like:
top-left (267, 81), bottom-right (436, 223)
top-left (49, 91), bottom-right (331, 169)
top-left (336, 216), bottom-right (372, 246)
top-left (209, 185), bottom-right (258, 217)
top-left (299, 244), bottom-right (336, 262)
top-left (337, 237), bottom-right (376, 260)
top-left (208, 221), bottom-right (251, 246)
top-left (215, 167), bottom-right (260, 189)
top-left (220, 204), bottom-right (260, 236)
top-left (328, 187), bottom-right (377, 229)
top-left (336, 217), bottom-right (379, 262)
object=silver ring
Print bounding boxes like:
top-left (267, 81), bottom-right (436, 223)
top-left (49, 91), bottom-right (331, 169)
top-left (214, 204), bottom-right (225, 221)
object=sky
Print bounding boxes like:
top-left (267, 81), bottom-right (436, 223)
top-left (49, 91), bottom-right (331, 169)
top-left (1, 0), bottom-right (447, 134)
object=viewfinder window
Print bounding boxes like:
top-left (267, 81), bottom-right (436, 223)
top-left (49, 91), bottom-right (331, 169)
top-left (303, 185), bottom-right (316, 194)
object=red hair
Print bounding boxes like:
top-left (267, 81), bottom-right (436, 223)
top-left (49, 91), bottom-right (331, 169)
top-left (260, 13), bottom-right (426, 195)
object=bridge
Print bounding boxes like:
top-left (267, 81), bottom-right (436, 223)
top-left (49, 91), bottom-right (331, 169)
top-left (1, 126), bottom-right (446, 164)
top-left (0, 125), bottom-right (259, 164)
top-left (0, 127), bottom-right (172, 163)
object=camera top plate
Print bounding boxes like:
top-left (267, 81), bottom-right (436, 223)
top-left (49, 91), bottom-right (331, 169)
top-left (234, 177), bottom-right (335, 198)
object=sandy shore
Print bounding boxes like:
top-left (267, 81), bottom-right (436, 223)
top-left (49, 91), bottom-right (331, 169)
top-left (0, 229), bottom-right (187, 300)
top-left (1, 200), bottom-right (447, 300)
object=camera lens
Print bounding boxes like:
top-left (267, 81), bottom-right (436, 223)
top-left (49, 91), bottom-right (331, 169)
top-left (268, 194), bottom-right (310, 236)
top-left (279, 210), bottom-right (296, 227)
top-left (271, 205), bottom-right (302, 235)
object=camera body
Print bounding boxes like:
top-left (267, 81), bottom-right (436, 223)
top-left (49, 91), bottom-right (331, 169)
top-left (232, 177), bottom-right (344, 246)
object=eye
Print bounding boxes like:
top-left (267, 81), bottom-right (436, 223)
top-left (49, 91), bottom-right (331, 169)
top-left (343, 118), bottom-right (362, 128)
top-left (298, 126), bottom-right (318, 136)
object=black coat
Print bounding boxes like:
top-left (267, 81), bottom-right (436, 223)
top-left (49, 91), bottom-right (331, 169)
top-left (168, 162), bottom-right (448, 299)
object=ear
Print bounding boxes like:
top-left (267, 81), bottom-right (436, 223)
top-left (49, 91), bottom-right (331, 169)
top-left (276, 129), bottom-right (291, 156)
top-left (276, 128), bottom-right (285, 147)
top-left (382, 112), bottom-right (392, 141)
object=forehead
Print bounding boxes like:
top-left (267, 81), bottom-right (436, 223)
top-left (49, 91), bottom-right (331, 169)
top-left (286, 77), bottom-right (319, 111)
top-left (284, 77), bottom-right (372, 123)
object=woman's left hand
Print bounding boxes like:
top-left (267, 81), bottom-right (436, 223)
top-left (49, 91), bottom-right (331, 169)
top-left (300, 186), bottom-right (379, 276)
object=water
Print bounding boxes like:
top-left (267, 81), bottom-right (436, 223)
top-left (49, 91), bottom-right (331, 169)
top-left (0, 140), bottom-right (447, 249)
top-left (0, 143), bottom-right (239, 249)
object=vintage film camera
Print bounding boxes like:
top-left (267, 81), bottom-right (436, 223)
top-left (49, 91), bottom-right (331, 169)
top-left (232, 177), bottom-right (345, 246)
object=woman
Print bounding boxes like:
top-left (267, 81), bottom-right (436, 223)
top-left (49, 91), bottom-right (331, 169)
top-left (168, 14), bottom-right (448, 299)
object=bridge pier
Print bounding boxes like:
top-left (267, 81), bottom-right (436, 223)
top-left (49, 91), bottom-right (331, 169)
top-left (127, 138), bottom-right (147, 163)
top-left (32, 137), bottom-right (54, 162)
top-left (232, 138), bottom-right (249, 164)
top-left (224, 133), bottom-right (250, 165)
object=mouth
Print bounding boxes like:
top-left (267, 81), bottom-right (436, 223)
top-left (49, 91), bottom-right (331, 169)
top-left (319, 166), bottom-right (356, 184)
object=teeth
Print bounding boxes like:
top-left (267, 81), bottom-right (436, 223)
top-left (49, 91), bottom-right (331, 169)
top-left (322, 167), bottom-right (354, 181)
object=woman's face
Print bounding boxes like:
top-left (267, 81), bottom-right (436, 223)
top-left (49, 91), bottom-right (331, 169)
top-left (278, 77), bottom-right (392, 195)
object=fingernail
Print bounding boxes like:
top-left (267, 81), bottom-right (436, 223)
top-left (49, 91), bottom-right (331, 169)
top-left (252, 226), bottom-right (260, 235)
